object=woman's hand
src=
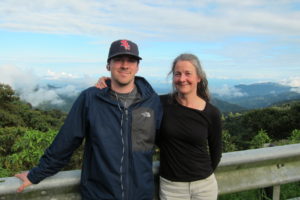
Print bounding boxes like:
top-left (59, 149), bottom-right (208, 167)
top-left (95, 77), bottom-right (110, 89)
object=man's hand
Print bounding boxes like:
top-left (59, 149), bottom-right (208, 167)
top-left (15, 171), bottom-right (32, 192)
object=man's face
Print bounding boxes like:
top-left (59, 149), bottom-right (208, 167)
top-left (108, 55), bottom-right (139, 87)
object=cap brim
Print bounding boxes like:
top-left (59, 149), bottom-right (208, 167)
top-left (108, 52), bottom-right (142, 61)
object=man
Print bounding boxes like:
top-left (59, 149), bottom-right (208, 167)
top-left (15, 39), bottom-right (162, 200)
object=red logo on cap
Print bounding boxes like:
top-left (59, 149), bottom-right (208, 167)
top-left (120, 40), bottom-right (130, 50)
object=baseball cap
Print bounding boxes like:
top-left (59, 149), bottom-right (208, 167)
top-left (107, 39), bottom-right (142, 62)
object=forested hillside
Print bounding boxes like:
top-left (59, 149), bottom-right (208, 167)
top-left (0, 83), bottom-right (83, 177)
top-left (222, 100), bottom-right (300, 151)
top-left (0, 84), bottom-right (66, 131)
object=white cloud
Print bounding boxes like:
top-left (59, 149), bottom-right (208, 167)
top-left (20, 88), bottom-right (64, 107)
top-left (0, 65), bottom-right (84, 106)
top-left (56, 85), bottom-right (79, 97)
top-left (0, 0), bottom-right (299, 40)
top-left (280, 77), bottom-right (300, 93)
top-left (45, 70), bottom-right (79, 80)
top-left (212, 84), bottom-right (247, 97)
top-left (280, 77), bottom-right (300, 87)
top-left (0, 64), bottom-right (39, 90)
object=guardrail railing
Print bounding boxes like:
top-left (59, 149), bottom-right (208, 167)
top-left (1, 143), bottom-right (300, 200)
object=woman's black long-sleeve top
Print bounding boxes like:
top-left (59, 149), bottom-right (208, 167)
top-left (158, 95), bottom-right (222, 182)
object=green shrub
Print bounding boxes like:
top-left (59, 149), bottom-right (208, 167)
top-left (219, 183), bottom-right (300, 200)
top-left (0, 127), bottom-right (27, 156)
top-left (250, 129), bottom-right (271, 149)
top-left (1, 129), bottom-right (57, 175)
top-left (289, 129), bottom-right (300, 144)
top-left (280, 182), bottom-right (300, 199)
top-left (222, 130), bottom-right (237, 152)
top-left (0, 128), bottom-right (84, 177)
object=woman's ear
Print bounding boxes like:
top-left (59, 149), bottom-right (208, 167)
top-left (106, 64), bottom-right (110, 71)
top-left (197, 76), bottom-right (201, 83)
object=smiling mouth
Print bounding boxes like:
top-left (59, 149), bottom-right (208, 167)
top-left (119, 71), bottom-right (130, 75)
top-left (178, 84), bottom-right (189, 86)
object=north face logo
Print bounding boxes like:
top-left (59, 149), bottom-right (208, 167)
top-left (141, 112), bottom-right (151, 118)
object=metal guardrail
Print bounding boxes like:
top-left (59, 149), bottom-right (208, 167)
top-left (1, 143), bottom-right (300, 200)
top-left (215, 143), bottom-right (300, 200)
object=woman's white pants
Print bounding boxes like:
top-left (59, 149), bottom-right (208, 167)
top-left (159, 173), bottom-right (218, 200)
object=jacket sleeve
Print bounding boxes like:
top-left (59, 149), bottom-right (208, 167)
top-left (28, 91), bottom-right (88, 184)
top-left (208, 105), bottom-right (222, 171)
top-left (155, 95), bottom-right (168, 147)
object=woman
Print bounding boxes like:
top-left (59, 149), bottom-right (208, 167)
top-left (158, 53), bottom-right (222, 200)
top-left (96, 53), bottom-right (222, 200)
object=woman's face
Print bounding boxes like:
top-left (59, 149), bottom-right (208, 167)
top-left (173, 60), bottom-right (200, 96)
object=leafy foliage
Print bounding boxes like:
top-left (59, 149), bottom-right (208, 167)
top-left (0, 127), bottom-right (27, 156)
top-left (0, 83), bottom-right (83, 177)
top-left (289, 129), bottom-right (300, 144)
top-left (0, 84), bottom-right (19, 102)
top-left (222, 130), bottom-right (237, 152)
top-left (0, 127), bottom-right (83, 177)
top-left (219, 182), bottom-right (300, 200)
top-left (223, 101), bottom-right (300, 150)
top-left (1, 129), bottom-right (57, 175)
top-left (219, 188), bottom-right (269, 200)
top-left (249, 129), bottom-right (271, 149)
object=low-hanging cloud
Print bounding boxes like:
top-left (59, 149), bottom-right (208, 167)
top-left (280, 77), bottom-right (300, 93)
top-left (212, 84), bottom-right (248, 98)
top-left (0, 65), bottom-right (85, 107)
top-left (20, 88), bottom-right (64, 107)
top-left (280, 77), bottom-right (300, 88)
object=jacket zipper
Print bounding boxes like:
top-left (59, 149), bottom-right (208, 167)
top-left (120, 111), bottom-right (125, 200)
top-left (120, 108), bottom-right (130, 200)
top-left (124, 108), bottom-right (129, 200)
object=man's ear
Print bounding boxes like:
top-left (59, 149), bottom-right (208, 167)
top-left (106, 64), bottom-right (110, 71)
top-left (135, 63), bottom-right (139, 73)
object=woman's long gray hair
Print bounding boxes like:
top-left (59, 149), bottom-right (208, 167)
top-left (169, 53), bottom-right (210, 102)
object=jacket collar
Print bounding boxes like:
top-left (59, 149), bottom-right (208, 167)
top-left (96, 76), bottom-right (155, 101)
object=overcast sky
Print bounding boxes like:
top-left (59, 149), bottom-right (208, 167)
top-left (1, 0), bottom-right (300, 90)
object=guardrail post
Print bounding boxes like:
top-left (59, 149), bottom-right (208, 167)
top-left (272, 185), bottom-right (280, 200)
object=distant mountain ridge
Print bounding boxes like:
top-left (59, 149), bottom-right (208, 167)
top-left (213, 82), bottom-right (300, 109)
top-left (33, 81), bottom-right (300, 113)
top-left (235, 82), bottom-right (294, 96)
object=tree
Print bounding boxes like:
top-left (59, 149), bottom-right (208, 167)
top-left (0, 109), bottom-right (25, 127)
top-left (222, 130), bottom-right (237, 152)
top-left (250, 129), bottom-right (271, 149)
top-left (0, 127), bottom-right (27, 156)
top-left (1, 129), bottom-right (57, 175)
top-left (0, 83), bottom-right (19, 103)
top-left (289, 129), bottom-right (300, 144)
top-left (0, 127), bottom-right (27, 177)
top-left (223, 102), bottom-right (300, 150)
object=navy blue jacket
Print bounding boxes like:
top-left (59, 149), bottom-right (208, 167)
top-left (28, 77), bottom-right (162, 200)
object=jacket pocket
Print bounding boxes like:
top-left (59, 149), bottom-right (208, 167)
top-left (131, 107), bottom-right (156, 151)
